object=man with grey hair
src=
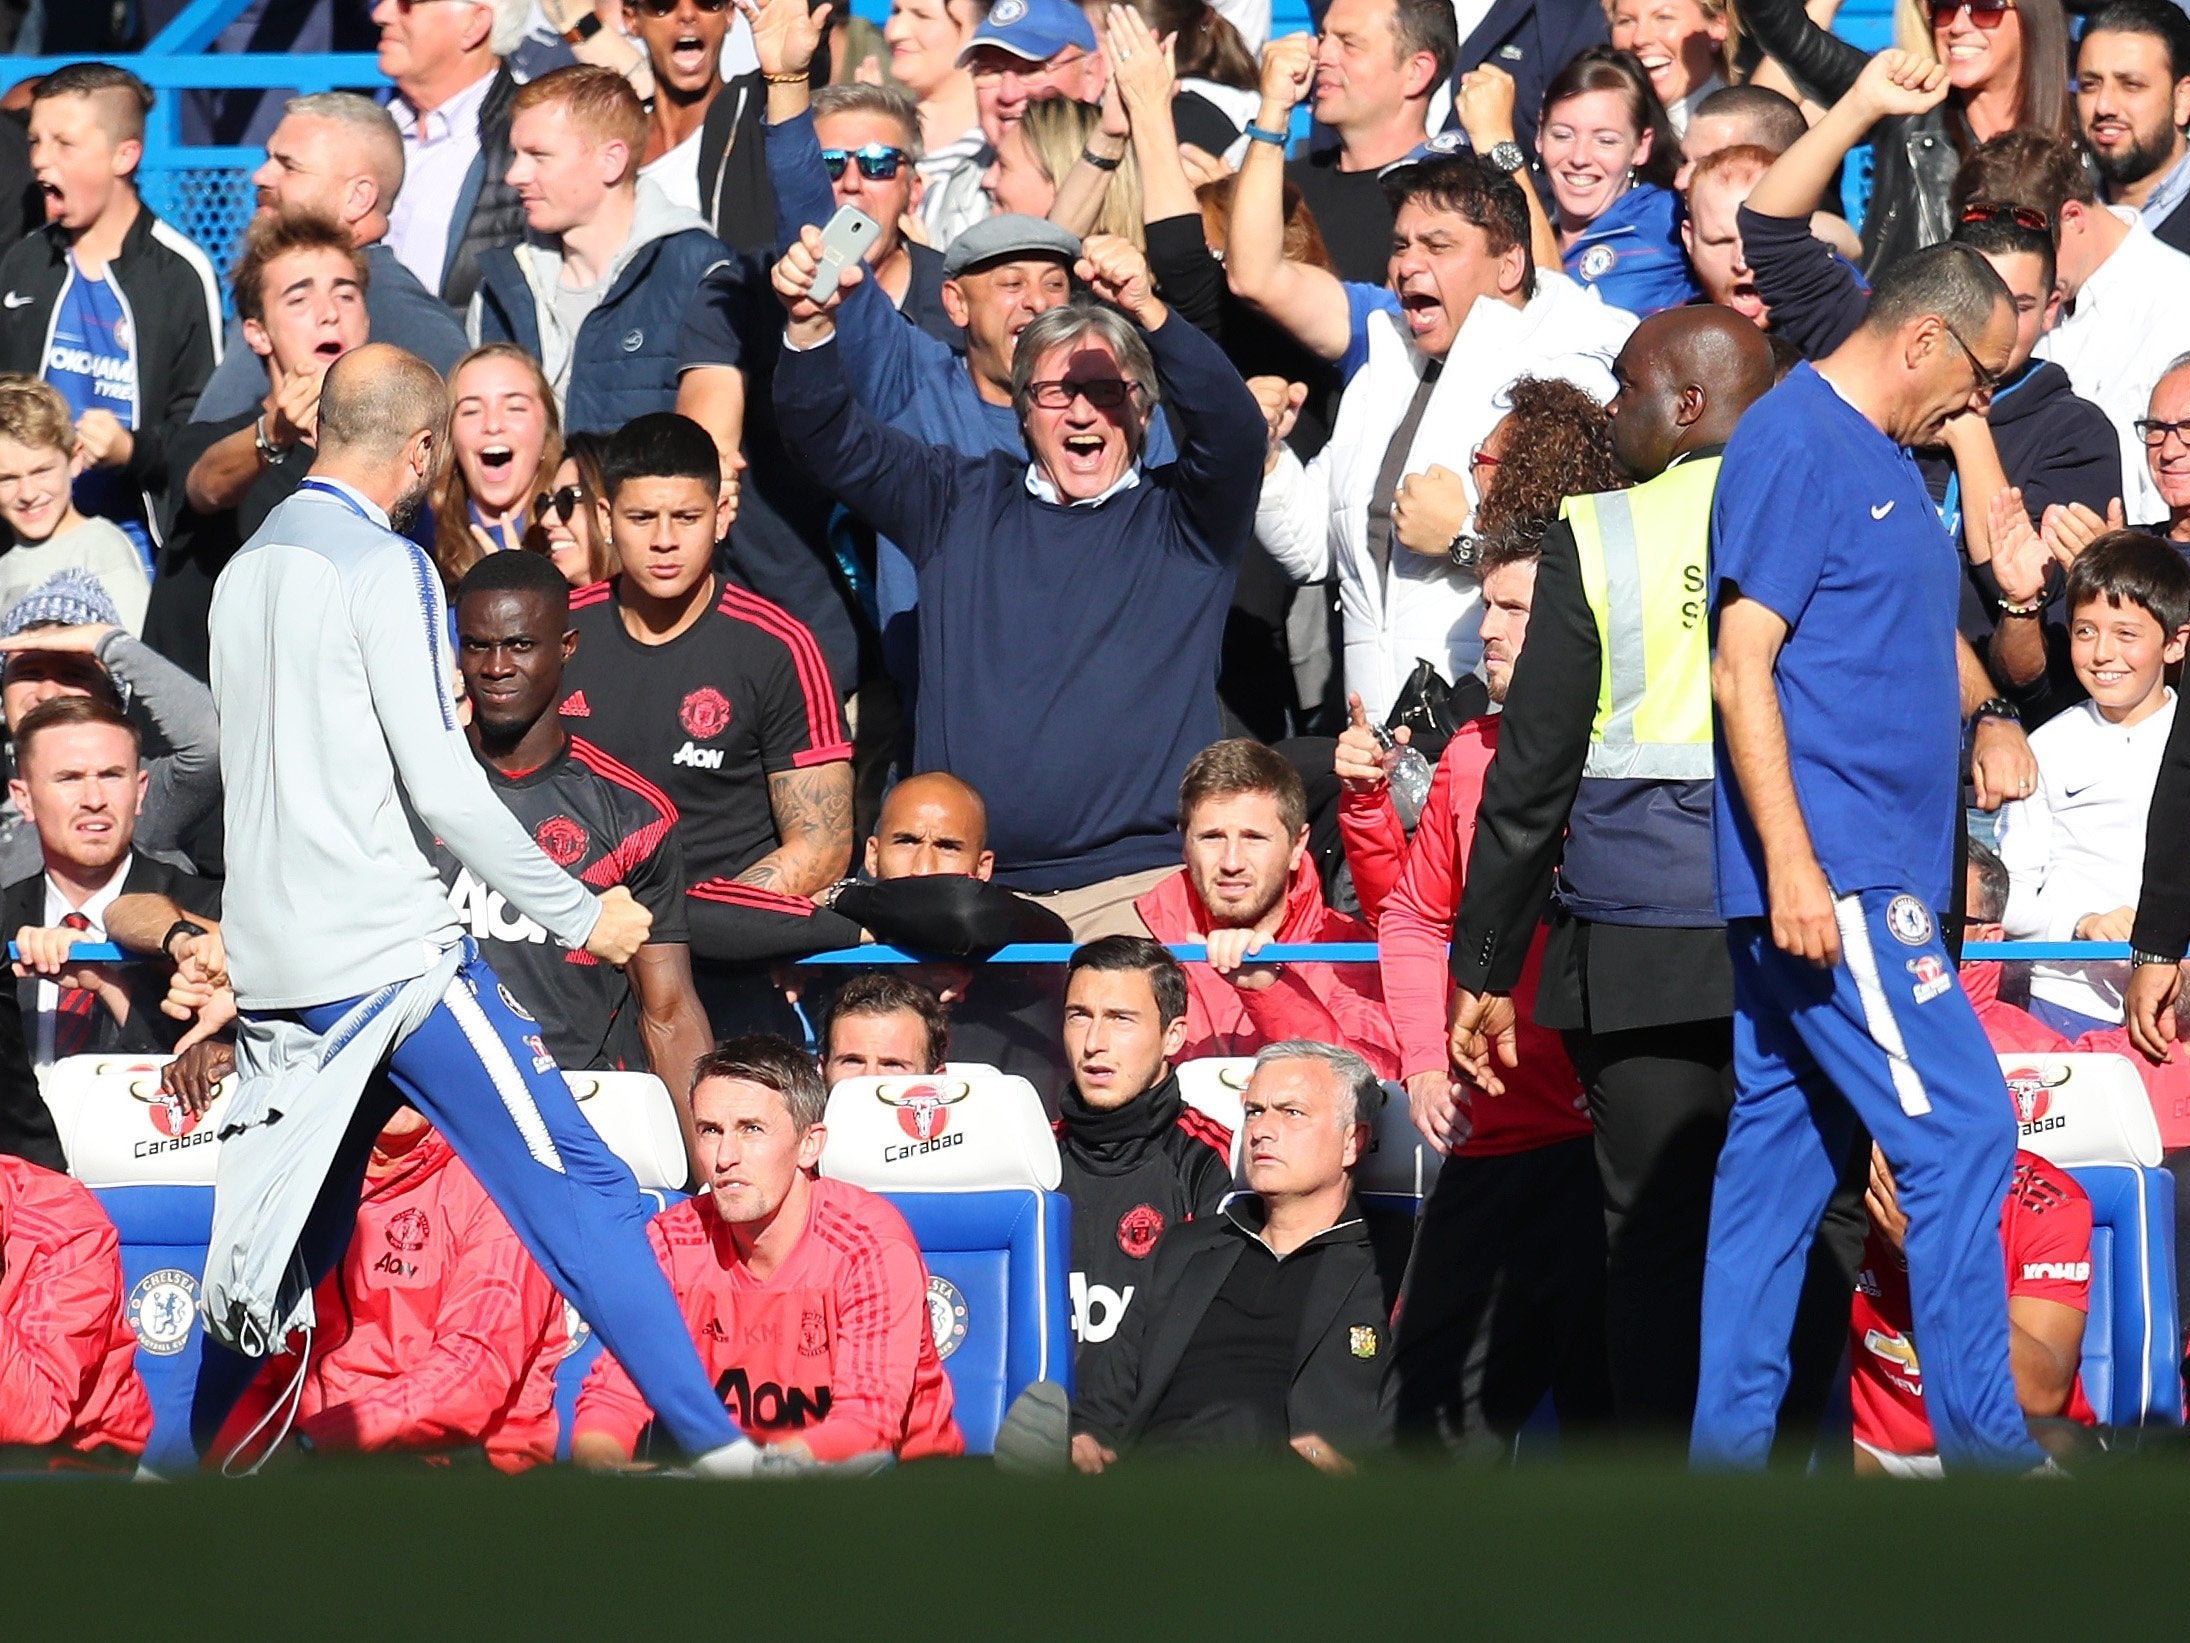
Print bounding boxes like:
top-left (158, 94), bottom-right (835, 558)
top-left (770, 227), bottom-right (1262, 934)
top-left (194, 342), bottom-right (766, 1478)
top-left (194, 92), bottom-right (468, 424)
top-left (1691, 243), bottom-right (2048, 1472)
top-left (1068, 1038), bottom-right (1409, 1470)
top-left (377, 0), bottom-right (535, 308)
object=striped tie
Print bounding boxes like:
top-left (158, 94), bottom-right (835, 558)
top-left (52, 911), bottom-right (97, 1059)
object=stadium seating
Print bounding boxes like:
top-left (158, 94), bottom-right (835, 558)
top-left (1999, 1052), bottom-right (2184, 1428)
top-left (1177, 1056), bottom-right (1431, 1214)
top-left (42, 1053), bottom-right (234, 1471)
top-left (820, 1072), bottom-right (1072, 1454)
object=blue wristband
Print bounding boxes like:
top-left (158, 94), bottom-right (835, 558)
top-left (1244, 122), bottom-right (1289, 147)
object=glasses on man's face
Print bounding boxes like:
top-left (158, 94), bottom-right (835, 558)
top-left (1940, 317), bottom-right (2004, 395)
top-left (633, 0), bottom-right (731, 16)
top-left (1025, 377), bottom-right (1136, 410)
top-left (534, 484), bottom-right (584, 524)
top-left (821, 144), bottom-right (909, 181)
top-left (1469, 442), bottom-right (1501, 472)
top-left (1930, 0), bottom-right (2015, 27)
top-left (2137, 418), bottom-right (2190, 451)
top-left (1960, 200), bottom-right (2049, 234)
top-left (391, 0), bottom-right (480, 12)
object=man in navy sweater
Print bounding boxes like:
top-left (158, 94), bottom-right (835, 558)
top-left (771, 228), bottom-right (1264, 938)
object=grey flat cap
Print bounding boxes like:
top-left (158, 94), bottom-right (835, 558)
top-left (941, 213), bottom-right (1083, 279)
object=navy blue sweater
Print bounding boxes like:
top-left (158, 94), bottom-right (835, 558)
top-left (774, 311), bottom-right (1263, 890)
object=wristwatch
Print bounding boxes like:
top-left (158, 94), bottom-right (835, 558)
top-left (1484, 140), bottom-right (1527, 176)
top-left (253, 413), bottom-right (288, 464)
top-left (2132, 948), bottom-right (2182, 969)
top-left (162, 919), bottom-right (209, 961)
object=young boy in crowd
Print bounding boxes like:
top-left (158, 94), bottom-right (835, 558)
top-left (0, 376), bottom-right (148, 632)
top-left (0, 64), bottom-right (220, 570)
top-left (1998, 533), bottom-right (2190, 1034)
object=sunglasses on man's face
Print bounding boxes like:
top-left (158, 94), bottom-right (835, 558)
top-left (821, 144), bottom-right (910, 181)
top-left (632, 0), bottom-right (730, 17)
top-left (534, 485), bottom-right (585, 524)
top-left (1931, 0), bottom-right (2015, 28)
top-left (1025, 377), bottom-right (1136, 410)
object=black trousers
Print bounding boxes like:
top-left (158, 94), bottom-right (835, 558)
top-left (1390, 1136), bottom-right (1613, 1456)
top-left (1563, 1018), bottom-right (1867, 1450)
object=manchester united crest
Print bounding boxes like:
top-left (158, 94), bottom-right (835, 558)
top-left (535, 815), bottom-right (588, 867)
top-left (1117, 1203), bottom-right (1164, 1259)
top-left (386, 1208), bottom-right (431, 1252)
top-left (680, 686), bottom-right (733, 740)
top-left (798, 1308), bottom-right (830, 1358)
top-left (1349, 1324), bottom-right (1380, 1360)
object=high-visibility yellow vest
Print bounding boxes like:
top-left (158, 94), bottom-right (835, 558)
top-left (1563, 456), bottom-right (1721, 783)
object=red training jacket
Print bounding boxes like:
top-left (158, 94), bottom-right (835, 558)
top-left (1135, 856), bottom-right (1401, 1077)
top-left (215, 1125), bottom-right (564, 1473)
top-left (575, 1175), bottom-right (963, 1463)
top-left (1338, 717), bottom-right (1592, 1157)
top-left (0, 1155), bottom-right (151, 1460)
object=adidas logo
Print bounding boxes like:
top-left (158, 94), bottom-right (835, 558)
top-left (560, 691), bottom-right (590, 718)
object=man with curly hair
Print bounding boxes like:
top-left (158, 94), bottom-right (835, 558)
top-left (1443, 307), bottom-right (1864, 1442)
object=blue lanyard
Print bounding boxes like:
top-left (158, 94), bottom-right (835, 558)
top-left (297, 478), bottom-right (373, 522)
top-left (1937, 363), bottom-right (2040, 540)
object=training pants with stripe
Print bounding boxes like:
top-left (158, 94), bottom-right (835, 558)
top-left (1691, 888), bottom-right (2043, 1473)
top-left (192, 951), bottom-right (738, 1460)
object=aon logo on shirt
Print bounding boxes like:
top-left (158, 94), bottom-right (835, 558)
top-left (448, 868), bottom-right (548, 945)
top-left (1070, 1273), bottom-right (1135, 1343)
top-left (673, 741), bottom-right (726, 770)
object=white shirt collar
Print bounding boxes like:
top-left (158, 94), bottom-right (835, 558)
top-left (391, 68), bottom-right (496, 145)
top-left (1024, 463), bottom-right (1143, 507)
top-left (42, 856), bottom-right (131, 932)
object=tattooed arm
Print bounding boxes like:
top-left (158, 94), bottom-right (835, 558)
top-left (740, 761), bottom-right (855, 897)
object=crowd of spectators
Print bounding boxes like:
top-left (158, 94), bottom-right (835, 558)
top-left (10, 0), bottom-right (2190, 1480)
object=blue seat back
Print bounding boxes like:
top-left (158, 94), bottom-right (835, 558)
top-left (884, 1188), bottom-right (1073, 1455)
top-left (91, 1184), bottom-right (214, 1472)
top-left (2066, 1163), bottom-right (2183, 1427)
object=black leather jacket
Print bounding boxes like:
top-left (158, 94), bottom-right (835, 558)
top-left (1741, 0), bottom-right (1960, 273)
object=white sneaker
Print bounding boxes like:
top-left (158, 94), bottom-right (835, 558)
top-left (687, 1438), bottom-right (763, 1479)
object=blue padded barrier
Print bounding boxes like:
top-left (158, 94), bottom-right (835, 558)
top-left (2066, 1163), bottom-right (2182, 1428)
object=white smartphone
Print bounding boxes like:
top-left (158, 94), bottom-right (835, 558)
top-left (808, 205), bottom-right (881, 303)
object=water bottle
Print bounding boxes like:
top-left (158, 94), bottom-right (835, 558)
top-left (1372, 724), bottom-right (1435, 832)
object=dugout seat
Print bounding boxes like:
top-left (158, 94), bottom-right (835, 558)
top-left (42, 1054), bottom-right (234, 1471)
top-left (1999, 1052), bottom-right (2183, 1427)
top-left (820, 1072), bottom-right (1071, 1455)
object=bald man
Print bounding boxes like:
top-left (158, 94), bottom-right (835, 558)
top-left (196, 345), bottom-right (764, 1477)
top-left (1445, 309), bottom-right (1864, 1438)
top-left (194, 93), bottom-right (468, 425)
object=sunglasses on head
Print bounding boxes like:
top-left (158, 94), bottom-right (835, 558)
top-left (1930, 0), bottom-right (2015, 27)
top-left (632, 0), bottom-right (731, 15)
top-left (534, 485), bottom-right (584, 524)
top-left (820, 144), bottom-right (909, 181)
top-left (1960, 201), bottom-right (2049, 233)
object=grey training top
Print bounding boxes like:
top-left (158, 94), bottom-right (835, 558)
top-left (209, 479), bottom-right (600, 1010)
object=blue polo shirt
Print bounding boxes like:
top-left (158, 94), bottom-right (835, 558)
top-left (1710, 363), bottom-right (1963, 920)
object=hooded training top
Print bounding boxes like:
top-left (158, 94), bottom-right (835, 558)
top-left (209, 481), bottom-right (600, 1009)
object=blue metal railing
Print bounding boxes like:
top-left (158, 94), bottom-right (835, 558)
top-left (24, 939), bottom-right (2142, 966)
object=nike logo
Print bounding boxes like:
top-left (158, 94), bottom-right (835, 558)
top-left (1870, 501), bottom-right (1895, 520)
top-left (2, 292), bottom-right (32, 309)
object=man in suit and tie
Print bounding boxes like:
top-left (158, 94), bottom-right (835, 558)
top-left (1067, 1039), bottom-right (1410, 1473)
top-left (5, 694), bottom-right (220, 1071)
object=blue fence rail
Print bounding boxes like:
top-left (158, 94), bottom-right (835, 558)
top-left (21, 939), bottom-right (2144, 966)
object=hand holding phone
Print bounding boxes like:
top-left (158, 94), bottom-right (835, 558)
top-left (807, 204), bottom-right (880, 303)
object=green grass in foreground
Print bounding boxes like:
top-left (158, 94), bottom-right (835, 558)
top-left (14, 1451), bottom-right (2190, 1639)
